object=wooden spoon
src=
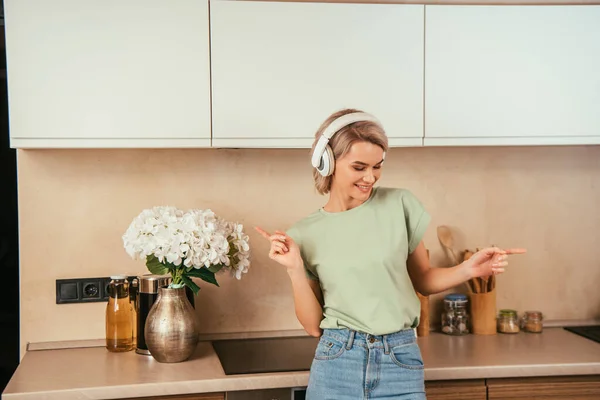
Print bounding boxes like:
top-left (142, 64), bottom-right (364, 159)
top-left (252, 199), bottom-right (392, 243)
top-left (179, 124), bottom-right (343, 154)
top-left (475, 247), bottom-right (488, 293)
top-left (463, 249), bottom-right (479, 293)
top-left (488, 274), bottom-right (495, 292)
top-left (436, 225), bottom-right (460, 266)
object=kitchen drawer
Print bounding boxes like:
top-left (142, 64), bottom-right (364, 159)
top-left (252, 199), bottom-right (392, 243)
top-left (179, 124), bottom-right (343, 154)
top-left (226, 388), bottom-right (294, 400)
top-left (487, 375), bottom-right (600, 399)
top-left (425, 379), bottom-right (486, 400)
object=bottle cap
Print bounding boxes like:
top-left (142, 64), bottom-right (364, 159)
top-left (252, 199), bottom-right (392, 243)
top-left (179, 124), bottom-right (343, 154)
top-left (137, 274), bottom-right (172, 294)
top-left (499, 309), bottom-right (518, 317)
top-left (444, 294), bottom-right (468, 302)
top-left (524, 311), bottom-right (543, 319)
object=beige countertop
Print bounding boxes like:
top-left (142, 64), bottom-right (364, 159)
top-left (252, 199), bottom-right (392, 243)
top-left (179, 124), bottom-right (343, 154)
top-left (3, 327), bottom-right (600, 400)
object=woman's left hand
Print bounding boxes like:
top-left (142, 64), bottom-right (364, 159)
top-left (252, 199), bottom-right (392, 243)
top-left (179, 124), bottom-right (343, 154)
top-left (465, 247), bottom-right (527, 278)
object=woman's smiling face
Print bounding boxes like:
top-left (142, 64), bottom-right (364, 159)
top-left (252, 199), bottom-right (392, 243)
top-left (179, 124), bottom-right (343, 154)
top-left (330, 140), bottom-right (385, 203)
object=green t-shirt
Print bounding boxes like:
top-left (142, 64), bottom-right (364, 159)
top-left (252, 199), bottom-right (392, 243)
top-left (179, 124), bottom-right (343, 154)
top-left (286, 186), bottom-right (431, 335)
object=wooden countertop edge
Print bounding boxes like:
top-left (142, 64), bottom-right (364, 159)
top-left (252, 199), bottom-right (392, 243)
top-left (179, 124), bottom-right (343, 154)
top-left (4, 365), bottom-right (600, 400)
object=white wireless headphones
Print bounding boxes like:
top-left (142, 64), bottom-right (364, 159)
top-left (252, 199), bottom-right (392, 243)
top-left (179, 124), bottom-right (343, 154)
top-left (311, 112), bottom-right (384, 177)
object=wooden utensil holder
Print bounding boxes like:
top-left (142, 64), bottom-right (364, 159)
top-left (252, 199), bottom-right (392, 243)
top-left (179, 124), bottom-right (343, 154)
top-left (468, 289), bottom-right (497, 335)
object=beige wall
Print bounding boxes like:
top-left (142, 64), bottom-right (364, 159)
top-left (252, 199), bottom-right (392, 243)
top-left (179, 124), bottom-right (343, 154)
top-left (17, 145), bottom-right (600, 355)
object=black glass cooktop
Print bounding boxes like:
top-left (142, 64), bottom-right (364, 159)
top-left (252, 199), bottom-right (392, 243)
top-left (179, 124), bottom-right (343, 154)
top-left (564, 325), bottom-right (600, 344)
top-left (211, 336), bottom-right (319, 375)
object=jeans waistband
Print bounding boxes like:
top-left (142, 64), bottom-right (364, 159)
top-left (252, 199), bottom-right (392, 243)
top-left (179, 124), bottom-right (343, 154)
top-left (322, 328), bottom-right (417, 354)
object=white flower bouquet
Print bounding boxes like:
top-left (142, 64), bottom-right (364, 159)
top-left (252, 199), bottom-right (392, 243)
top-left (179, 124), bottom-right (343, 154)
top-left (122, 206), bottom-right (251, 295)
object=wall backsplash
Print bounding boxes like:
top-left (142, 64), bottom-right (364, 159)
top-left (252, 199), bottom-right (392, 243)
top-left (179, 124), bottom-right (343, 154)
top-left (17, 145), bottom-right (600, 356)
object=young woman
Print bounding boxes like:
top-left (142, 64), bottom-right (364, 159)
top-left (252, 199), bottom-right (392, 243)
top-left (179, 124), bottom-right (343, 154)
top-left (256, 108), bottom-right (526, 399)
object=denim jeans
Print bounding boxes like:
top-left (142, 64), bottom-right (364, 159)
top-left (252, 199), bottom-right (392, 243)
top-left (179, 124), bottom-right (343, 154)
top-left (307, 328), bottom-right (426, 400)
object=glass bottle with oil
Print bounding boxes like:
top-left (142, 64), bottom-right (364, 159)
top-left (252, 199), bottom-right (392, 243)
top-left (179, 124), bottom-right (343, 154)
top-left (105, 276), bottom-right (133, 352)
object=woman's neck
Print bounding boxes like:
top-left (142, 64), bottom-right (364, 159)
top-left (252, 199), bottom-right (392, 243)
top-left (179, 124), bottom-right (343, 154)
top-left (323, 186), bottom-right (366, 213)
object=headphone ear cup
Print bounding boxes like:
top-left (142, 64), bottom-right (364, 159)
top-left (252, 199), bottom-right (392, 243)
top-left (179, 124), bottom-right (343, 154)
top-left (316, 144), bottom-right (333, 177)
top-left (316, 154), bottom-right (327, 177)
top-left (321, 144), bottom-right (335, 177)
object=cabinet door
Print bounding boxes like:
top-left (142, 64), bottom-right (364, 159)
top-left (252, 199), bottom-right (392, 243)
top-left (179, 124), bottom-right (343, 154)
top-left (487, 375), bottom-right (600, 399)
top-left (425, 5), bottom-right (600, 146)
top-left (210, 1), bottom-right (424, 148)
top-left (5, 0), bottom-right (211, 148)
top-left (425, 379), bottom-right (487, 400)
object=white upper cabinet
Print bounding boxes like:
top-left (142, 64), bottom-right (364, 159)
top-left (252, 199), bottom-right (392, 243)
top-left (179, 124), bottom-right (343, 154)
top-left (8, 1), bottom-right (598, 149)
top-left (5, 0), bottom-right (211, 148)
top-left (425, 5), bottom-right (600, 146)
top-left (210, 1), bottom-right (424, 148)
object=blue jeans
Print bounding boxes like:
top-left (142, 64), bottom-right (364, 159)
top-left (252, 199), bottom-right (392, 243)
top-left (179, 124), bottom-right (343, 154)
top-left (307, 328), bottom-right (426, 400)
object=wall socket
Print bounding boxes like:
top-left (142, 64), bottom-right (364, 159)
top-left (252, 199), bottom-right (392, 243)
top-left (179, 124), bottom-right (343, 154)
top-left (55, 276), bottom-right (136, 304)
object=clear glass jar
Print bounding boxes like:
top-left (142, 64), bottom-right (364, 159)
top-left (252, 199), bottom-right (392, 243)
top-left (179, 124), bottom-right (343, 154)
top-left (441, 294), bottom-right (470, 335)
top-left (497, 309), bottom-right (520, 334)
top-left (521, 311), bottom-right (543, 333)
top-left (105, 276), bottom-right (134, 352)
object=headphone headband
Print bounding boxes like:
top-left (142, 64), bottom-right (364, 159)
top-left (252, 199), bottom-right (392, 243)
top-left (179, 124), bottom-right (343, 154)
top-left (311, 112), bottom-right (382, 170)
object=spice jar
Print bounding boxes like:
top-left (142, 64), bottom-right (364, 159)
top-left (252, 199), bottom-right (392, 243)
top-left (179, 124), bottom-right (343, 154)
top-left (521, 311), bottom-right (543, 333)
top-left (441, 294), bottom-right (470, 335)
top-left (497, 309), bottom-right (520, 334)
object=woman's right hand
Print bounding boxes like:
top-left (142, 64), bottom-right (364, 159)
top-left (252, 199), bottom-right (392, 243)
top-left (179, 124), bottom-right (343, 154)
top-left (254, 227), bottom-right (304, 272)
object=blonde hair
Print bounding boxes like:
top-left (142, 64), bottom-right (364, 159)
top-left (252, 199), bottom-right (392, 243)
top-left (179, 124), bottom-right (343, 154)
top-left (311, 108), bottom-right (389, 195)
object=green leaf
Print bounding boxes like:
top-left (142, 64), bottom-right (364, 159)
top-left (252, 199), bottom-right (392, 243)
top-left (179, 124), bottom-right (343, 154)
top-left (186, 268), bottom-right (220, 287)
top-left (181, 275), bottom-right (200, 296)
top-left (146, 255), bottom-right (169, 275)
top-left (208, 264), bottom-right (224, 274)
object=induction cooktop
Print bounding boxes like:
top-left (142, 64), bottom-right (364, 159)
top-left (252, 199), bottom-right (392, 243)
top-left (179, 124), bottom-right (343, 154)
top-left (564, 325), bottom-right (600, 344)
top-left (211, 336), bottom-right (319, 375)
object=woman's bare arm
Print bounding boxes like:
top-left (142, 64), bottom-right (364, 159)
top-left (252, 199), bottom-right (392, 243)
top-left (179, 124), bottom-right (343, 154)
top-left (407, 241), bottom-right (526, 295)
top-left (255, 227), bottom-right (324, 337)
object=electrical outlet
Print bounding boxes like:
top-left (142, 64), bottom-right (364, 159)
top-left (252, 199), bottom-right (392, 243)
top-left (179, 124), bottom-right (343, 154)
top-left (56, 276), bottom-right (137, 304)
top-left (82, 279), bottom-right (102, 300)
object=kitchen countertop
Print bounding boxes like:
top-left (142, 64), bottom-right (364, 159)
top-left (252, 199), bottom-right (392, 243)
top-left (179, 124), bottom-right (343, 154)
top-left (3, 327), bottom-right (600, 400)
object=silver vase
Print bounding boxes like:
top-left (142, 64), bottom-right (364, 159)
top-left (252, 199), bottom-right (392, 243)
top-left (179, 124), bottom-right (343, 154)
top-left (145, 287), bottom-right (199, 363)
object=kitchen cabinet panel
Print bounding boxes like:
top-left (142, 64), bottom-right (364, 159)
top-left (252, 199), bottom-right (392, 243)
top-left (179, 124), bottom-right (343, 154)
top-left (5, 0), bottom-right (211, 148)
top-left (210, 1), bottom-right (424, 148)
top-left (487, 375), bottom-right (600, 399)
top-left (226, 388), bottom-right (293, 400)
top-left (425, 379), bottom-right (486, 400)
top-left (424, 5), bottom-right (600, 146)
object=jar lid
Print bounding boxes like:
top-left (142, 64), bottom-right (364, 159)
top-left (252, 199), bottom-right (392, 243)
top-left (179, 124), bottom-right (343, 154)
top-left (499, 309), bottom-right (518, 317)
top-left (137, 274), bottom-right (172, 293)
top-left (110, 275), bottom-right (127, 280)
top-left (444, 294), bottom-right (468, 302)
